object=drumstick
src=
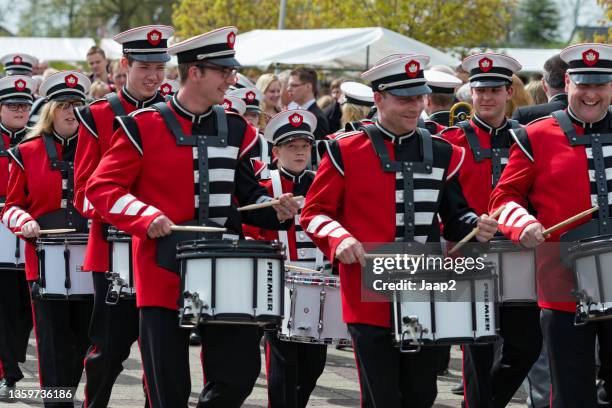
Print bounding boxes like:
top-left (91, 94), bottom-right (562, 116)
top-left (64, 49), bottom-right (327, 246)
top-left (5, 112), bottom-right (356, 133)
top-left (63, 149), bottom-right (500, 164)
top-left (542, 206), bottom-right (599, 236)
top-left (15, 228), bottom-right (77, 236)
top-left (285, 264), bottom-right (320, 274)
top-left (170, 225), bottom-right (227, 233)
top-left (237, 196), bottom-right (304, 212)
top-left (448, 205), bottom-right (506, 254)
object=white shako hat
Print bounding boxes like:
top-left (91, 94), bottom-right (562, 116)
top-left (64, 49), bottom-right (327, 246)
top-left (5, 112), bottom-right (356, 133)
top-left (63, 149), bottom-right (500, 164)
top-left (340, 81), bottom-right (374, 106)
top-left (113, 25), bottom-right (175, 62)
top-left (228, 87), bottom-right (263, 113)
top-left (361, 54), bottom-right (432, 97)
top-left (0, 75), bottom-right (35, 104)
top-left (39, 71), bottom-right (91, 102)
top-left (221, 95), bottom-right (246, 115)
top-left (560, 43), bottom-right (612, 85)
top-left (169, 26), bottom-right (239, 67)
top-left (263, 109), bottom-right (316, 145)
top-left (462, 52), bottom-right (521, 88)
top-left (1, 53), bottom-right (37, 76)
top-left (424, 70), bottom-right (462, 94)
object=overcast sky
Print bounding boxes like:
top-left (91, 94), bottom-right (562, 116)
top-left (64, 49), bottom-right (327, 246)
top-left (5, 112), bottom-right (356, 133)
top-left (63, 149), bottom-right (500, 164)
top-left (0, 0), bottom-right (607, 42)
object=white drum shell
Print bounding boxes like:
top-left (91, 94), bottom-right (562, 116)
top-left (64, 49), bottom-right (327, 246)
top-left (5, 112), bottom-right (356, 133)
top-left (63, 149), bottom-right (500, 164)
top-left (281, 274), bottom-right (351, 345)
top-left (0, 223), bottom-right (25, 267)
top-left (393, 273), bottom-right (498, 345)
top-left (37, 237), bottom-right (93, 298)
top-left (574, 251), bottom-right (612, 316)
top-left (110, 239), bottom-right (135, 296)
top-left (182, 256), bottom-right (283, 322)
top-left (485, 245), bottom-right (537, 304)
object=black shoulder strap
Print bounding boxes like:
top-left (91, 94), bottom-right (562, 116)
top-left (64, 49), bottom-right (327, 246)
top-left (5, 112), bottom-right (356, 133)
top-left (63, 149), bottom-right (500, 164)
top-left (457, 120), bottom-right (488, 162)
top-left (105, 92), bottom-right (127, 118)
top-left (74, 105), bottom-right (99, 139)
top-left (115, 115), bottom-right (143, 155)
top-left (317, 138), bottom-right (345, 176)
top-left (42, 134), bottom-right (60, 167)
top-left (7, 145), bottom-right (24, 170)
top-left (508, 119), bottom-right (521, 130)
top-left (551, 110), bottom-right (580, 145)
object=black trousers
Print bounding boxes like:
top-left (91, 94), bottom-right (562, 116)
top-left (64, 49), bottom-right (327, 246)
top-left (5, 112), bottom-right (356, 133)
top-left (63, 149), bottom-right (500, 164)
top-left (348, 323), bottom-right (439, 408)
top-left (0, 269), bottom-right (32, 382)
top-left (139, 307), bottom-right (264, 408)
top-left (264, 331), bottom-right (327, 408)
top-left (463, 304), bottom-right (542, 408)
top-left (83, 272), bottom-right (143, 407)
top-left (31, 290), bottom-right (93, 408)
top-left (541, 308), bottom-right (612, 408)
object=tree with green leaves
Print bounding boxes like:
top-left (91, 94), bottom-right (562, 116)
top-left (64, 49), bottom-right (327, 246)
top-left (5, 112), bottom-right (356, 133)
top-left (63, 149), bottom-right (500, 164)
top-left (515, 0), bottom-right (560, 46)
top-left (172, 0), bottom-right (514, 51)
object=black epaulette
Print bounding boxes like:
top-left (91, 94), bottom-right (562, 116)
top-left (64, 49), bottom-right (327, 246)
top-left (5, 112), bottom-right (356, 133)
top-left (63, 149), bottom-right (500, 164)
top-left (317, 138), bottom-right (344, 176)
top-left (7, 145), bottom-right (24, 170)
top-left (74, 105), bottom-right (99, 139)
top-left (509, 127), bottom-right (534, 162)
top-left (114, 115), bottom-right (143, 156)
top-left (423, 120), bottom-right (439, 135)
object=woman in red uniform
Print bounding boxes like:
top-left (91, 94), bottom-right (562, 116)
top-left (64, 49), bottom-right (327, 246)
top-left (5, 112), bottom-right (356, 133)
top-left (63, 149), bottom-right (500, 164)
top-left (2, 71), bottom-right (92, 408)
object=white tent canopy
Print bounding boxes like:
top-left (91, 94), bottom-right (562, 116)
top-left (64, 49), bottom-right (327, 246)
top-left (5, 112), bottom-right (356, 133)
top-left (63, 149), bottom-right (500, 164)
top-left (0, 37), bottom-right (95, 62)
top-left (493, 48), bottom-right (562, 73)
top-left (234, 28), bottom-right (459, 70)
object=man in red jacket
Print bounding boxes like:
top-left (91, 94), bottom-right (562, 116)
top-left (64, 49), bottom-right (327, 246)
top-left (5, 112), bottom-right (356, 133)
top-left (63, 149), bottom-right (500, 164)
top-left (490, 42), bottom-right (612, 407)
top-left (86, 26), bottom-right (299, 408)
top-left (442, 52), bottom-right (542, 408)
top-left (73, 25), bottom-right (174, 408)
top-left (301, 53), bottom-right (498, 408)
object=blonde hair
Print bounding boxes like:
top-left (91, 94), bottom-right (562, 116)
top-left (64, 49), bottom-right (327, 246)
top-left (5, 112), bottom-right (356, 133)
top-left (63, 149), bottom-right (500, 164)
top-left (317, 95), bottom-right (333, 110)
top-left (89, 80), bottom-right (111, 100)
top-left (25, 101), bottom-right (60, 140)
top-left (506, 74), bottom-right (534, 117)
top-left (341, 103), bottom-right (370, 128)
top-left (525, 80), bottom-right (547, 105)
top-left (256, 73), bottom-right (280, 115)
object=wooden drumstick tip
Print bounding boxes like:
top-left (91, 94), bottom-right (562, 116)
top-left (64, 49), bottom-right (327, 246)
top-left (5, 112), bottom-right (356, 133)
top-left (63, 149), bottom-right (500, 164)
top-left (170, 225), bottom-right (227, 233)
top-left (15, 228), bottom-right (77, 236)
top-left (542, 206), bottom-right (599, 236)
top-left (285, 264), bottom-right (320, 274)
top-left (237, 195), bottom-right (304, 212)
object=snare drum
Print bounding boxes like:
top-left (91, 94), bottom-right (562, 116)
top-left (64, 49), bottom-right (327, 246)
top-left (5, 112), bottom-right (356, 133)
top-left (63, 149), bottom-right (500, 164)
top-left (393, 265), bottom-right (498, 347)
top-left (280, 273), bottom-right (351, 346)
top-left (35, 234), bottom-right (93, 299)
top-left (485, 238), bottom-right (537, 304)
top-left (176, 239), bottom-right (284, 327)
top-left (106, 228), bottom-right (135, 303)
top-left (566, 235), bottom-right (612, 323)
top-left (0, 223), bottom-right (25, 270)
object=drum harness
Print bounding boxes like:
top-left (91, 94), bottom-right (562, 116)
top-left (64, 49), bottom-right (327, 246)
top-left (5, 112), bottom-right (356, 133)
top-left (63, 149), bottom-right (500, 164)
top-left (0, 133), bottom-right (22, 263)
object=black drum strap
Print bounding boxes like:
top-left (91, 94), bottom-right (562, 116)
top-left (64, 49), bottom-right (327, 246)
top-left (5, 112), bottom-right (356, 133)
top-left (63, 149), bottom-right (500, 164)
top-left (105, 92), bottom-right (128, 117)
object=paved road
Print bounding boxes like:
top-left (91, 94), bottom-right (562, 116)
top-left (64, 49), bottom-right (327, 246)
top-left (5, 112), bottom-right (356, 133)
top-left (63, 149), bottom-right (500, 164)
top-left (7, 337), bottom-right (529, 407)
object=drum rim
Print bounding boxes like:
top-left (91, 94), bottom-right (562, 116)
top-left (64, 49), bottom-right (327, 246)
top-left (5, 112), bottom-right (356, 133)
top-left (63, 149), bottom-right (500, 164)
top-left (177, 250), bottom-right (285, 260)
top-left (566, 235), bottom-right (612, 260)
top-left (36, 233), bottom-right (90, 244)
top-left (176, 239), bottom-right (283, 252)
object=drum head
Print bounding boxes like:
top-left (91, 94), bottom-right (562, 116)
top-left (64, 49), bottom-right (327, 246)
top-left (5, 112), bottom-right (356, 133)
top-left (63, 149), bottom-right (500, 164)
top-left (177, 239), bottom-right (283, 258)
top-left (566, 234), bottom-right (612, 262)
top-left (37, 233), bottom-right (90, 245)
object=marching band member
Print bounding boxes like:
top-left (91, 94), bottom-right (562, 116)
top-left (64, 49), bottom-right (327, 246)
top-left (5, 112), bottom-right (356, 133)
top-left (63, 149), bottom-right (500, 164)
top-left (85, 26), bottom-right (299, 408)
top-left (423, 69), bottom-right (462, 131)
top-left (229, 87), bottom-right (273, 177)
top-left (490, 43), bottom-right (612, 408)
top-left (301, 54), bottom-right (498, 408)
top-left (244, 109), bottom-right (328, 408)
top-left (441, 53), bottom-right (543, 408)
top-left (0, 54), bottom-right (37, 77)
top-left (2, 71), bottom-right (92, 407)
top-left (0, 75), bottom-right (34, 399)
top-left (73, 25), bottom-right (173, 408)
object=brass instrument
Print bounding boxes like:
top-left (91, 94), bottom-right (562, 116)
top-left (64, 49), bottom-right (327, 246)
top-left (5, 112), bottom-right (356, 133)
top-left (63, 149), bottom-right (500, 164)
top-left (449, 102), bottom-right (473, 126)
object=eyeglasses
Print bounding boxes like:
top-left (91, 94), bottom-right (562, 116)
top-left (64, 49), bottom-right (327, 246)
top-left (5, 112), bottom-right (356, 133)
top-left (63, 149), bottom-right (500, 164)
top-left (198, 64), bottom-right (237, 80)
top-left (57, 101), bottom-right (84, 110)
top-left (3, 103), bottom-right (31, 112)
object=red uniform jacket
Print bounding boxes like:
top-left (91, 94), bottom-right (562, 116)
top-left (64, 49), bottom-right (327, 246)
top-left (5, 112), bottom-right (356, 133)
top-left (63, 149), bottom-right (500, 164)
top-left (2, 133), bottom-right (79, 281)
top-left (74, 88), bottom-right (164, 272)
top-left (301, 124), bottom-right (477, 327)
top-left (442, 116), bottom-right (520, 215)
top-left (490, 109), bottom-right (612, 312)
top-left (86, 96), bottom-right (285, 310)
top-left (244, 167), bottom-right (328, 270)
